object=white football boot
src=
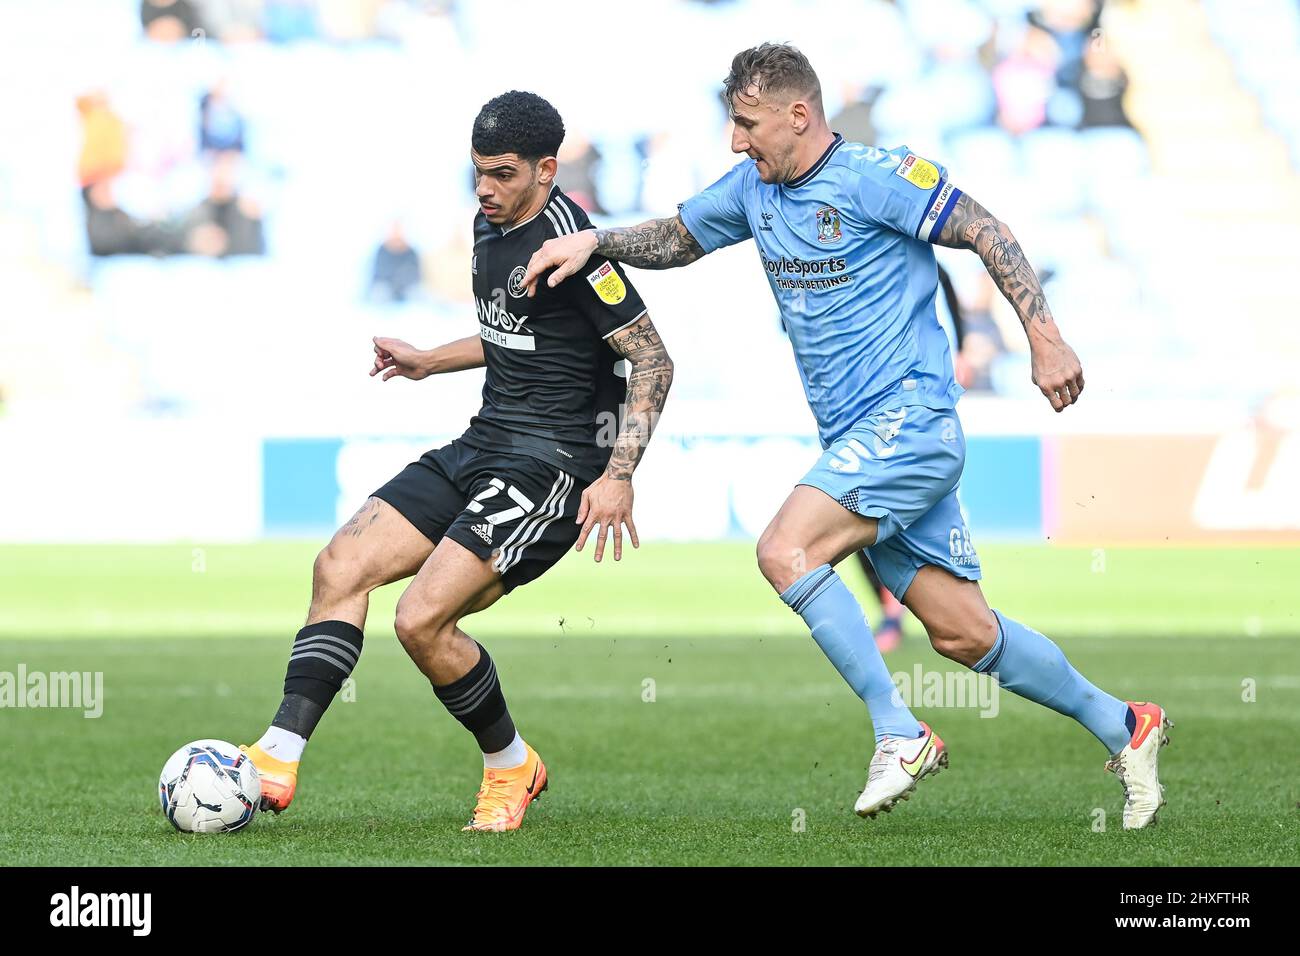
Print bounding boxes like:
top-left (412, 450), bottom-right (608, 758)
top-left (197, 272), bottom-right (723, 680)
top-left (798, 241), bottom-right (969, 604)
top-left (1105, 701), bottom-right (1172, 830)
top-left (854, 721), bottom-right (948, 818)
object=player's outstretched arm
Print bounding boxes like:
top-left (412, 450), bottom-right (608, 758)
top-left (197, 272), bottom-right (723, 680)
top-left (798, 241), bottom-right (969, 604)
top-left (935, 193), bottom-right (1084, 412)
top-left (371, 335), bottom-right (485, 381)
top-left (521, 215), bottom-right (706, 296)
top-left (574, 313), bottom-right (675, 562)
top-left (593, 215), bottom-right (707, 271)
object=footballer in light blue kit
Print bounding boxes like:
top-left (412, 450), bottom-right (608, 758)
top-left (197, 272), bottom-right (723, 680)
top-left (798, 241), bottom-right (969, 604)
top-left (523, 43), bottom-right (1170, 830)
top-left (680, 134), bottom-right (976, 603)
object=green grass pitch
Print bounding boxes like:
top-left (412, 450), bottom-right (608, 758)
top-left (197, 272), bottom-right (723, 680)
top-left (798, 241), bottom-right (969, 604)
top-left (1, 541), bottom-right (1297, 866)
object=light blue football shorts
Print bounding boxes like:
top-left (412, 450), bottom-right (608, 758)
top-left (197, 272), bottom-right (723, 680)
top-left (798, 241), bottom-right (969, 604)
top-left (798, 404), bottom-right (981, 601)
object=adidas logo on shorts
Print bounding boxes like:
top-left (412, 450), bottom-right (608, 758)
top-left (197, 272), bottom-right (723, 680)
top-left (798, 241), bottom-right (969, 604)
top-left (470, 522), bottom-right (493, 544)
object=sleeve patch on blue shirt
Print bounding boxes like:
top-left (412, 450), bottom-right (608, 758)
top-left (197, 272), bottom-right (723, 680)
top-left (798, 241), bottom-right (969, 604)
top-left (895, 153), bottom-right (941, 190)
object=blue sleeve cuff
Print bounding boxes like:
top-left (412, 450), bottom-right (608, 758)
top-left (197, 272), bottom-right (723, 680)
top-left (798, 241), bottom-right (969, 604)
top-left (677, 199), bottom-right (719, 255)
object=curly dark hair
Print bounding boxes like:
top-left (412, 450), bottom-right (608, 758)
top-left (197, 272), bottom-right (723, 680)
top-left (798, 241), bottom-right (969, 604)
top-left (722, 43), bottom-right (821, 113)
top-left (471, 90), bottom-right (565, 161)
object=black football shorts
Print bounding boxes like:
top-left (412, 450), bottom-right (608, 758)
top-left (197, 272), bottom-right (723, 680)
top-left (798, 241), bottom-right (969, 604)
top-left (372, 438), bottom-right (584, 592)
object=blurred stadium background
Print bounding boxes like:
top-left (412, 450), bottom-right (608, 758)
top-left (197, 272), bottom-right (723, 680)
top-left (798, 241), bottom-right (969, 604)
top-left (2, 0), bottom-right (1299, 552)
top-left (2, 0), bottom-right (1299, 866)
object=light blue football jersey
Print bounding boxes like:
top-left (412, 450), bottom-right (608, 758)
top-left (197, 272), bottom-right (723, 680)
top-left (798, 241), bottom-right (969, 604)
top-left (679, 135), bottom-right (965, 447)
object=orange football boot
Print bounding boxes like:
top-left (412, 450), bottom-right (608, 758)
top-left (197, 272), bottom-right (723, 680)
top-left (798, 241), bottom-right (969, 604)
top-left (239, 743), bottom-right (298, 813)
top-left (462, 743), bottom-right (549, 833)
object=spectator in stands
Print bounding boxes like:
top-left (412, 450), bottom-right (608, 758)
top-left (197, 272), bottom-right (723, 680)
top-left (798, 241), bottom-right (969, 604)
top-left (1030, 0), bottom-right (1102, 89)
top-left (556, 133), bottom-right (605, 215)
top-left (957, 273), bottom-right (1015, 393)
top-left (182, 152), bottom-right (265, 257)
top-left (992, 24), bottom-right (1061, 135)
top-left (1077, 41), bottom-right (1132, 129)
top-left (82, 180), bottom-right (180, 257)
top-left (76, 91), bottom-right (128, 189)
top-left (141, 0), bottom-right (205, 42)
top-left (199, 82), bottom-right (247, 154)
top-left (193, 0), bottom-right (263, 42)
top-left (368, 221), bottom-right (424, 303)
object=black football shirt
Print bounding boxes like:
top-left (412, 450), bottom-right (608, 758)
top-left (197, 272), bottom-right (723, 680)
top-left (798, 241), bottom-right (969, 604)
top-left (460, 184), bottom-right (649, 484)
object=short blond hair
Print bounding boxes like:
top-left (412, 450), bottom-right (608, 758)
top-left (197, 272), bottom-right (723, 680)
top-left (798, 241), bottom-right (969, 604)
top-left (722, 43), bottom-right (822, 112)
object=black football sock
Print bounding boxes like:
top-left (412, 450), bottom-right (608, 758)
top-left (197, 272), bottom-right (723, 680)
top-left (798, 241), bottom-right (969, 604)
top-left (270, 621), bottom-right (364, 739)
top-left (270, 693), bottom-right (326, 741)
top-left (431, 641), bottom-right (517, 754)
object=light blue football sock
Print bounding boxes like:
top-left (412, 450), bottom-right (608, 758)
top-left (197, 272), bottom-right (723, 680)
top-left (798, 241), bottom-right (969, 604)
top-left (781, 565), bottom-right (923, 743)
top-left (974, 610), bottom-right (1131, 754)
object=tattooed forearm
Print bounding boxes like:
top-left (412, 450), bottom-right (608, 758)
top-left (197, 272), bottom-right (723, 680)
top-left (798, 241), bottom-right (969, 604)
top-left (602, 314), bottom-right (674, 480)
top-left (595, 215), bottom-right (705, 270)
top-left (937, 193), bottom-right (1053, 331)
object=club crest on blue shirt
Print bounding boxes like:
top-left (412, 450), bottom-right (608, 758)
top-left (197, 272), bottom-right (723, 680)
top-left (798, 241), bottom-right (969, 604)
top-left (815, 206), bottom-right (842, 243)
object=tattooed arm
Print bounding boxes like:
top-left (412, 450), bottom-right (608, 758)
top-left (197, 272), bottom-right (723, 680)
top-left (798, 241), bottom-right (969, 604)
top-left (572, 313), bottom-right (675, 562)
top-left (601, 314), bottom-right (675, 480)
top-left (592, 216), bottom-right (706, 271)
top-left (935, 193), bottom-right (1085, 411)
top-left (521, 216), bottom-right (705, 296)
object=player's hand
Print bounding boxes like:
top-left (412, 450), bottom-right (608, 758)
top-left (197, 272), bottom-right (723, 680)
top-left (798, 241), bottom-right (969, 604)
top-left (371, 336), bottom-right (430, 381)
top-left (1030, 338), bottom-right (1084, 412)
top-left (574, 474), bottom-right (639, 562)
top-left (521, 230), bottom-right (599, 297)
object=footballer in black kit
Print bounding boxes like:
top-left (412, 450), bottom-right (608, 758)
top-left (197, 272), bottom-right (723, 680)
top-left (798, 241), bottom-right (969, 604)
top-left (238, 90), bottom-right (674, 834)
top-left (374, 181), bottom-right (647, 589)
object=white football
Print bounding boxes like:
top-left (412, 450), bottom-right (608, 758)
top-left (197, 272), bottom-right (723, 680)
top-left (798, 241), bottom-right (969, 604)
top-left (159, 739), bottom-right (261, 833)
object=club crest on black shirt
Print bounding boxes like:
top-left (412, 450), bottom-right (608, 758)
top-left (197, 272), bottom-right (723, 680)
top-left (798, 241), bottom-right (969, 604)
top-left (462, 185), bottom-right (648, 483)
